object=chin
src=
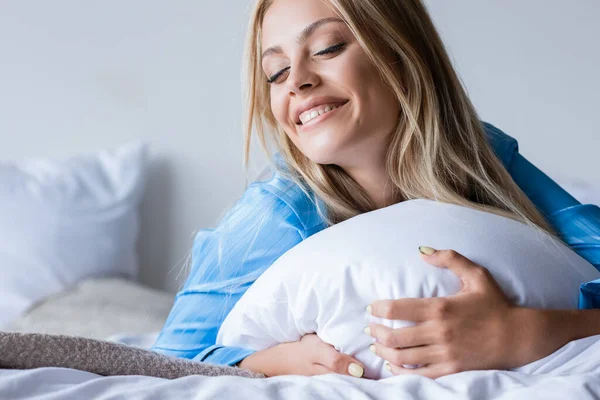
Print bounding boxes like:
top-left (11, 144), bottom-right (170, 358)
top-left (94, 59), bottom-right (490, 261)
top-left (299, 150), bottom-right (338, 166)
top-left (296, 137), bottom-right (345, 166)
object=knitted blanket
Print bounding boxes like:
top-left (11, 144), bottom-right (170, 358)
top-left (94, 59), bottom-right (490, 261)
top-left (0, 332), bottom-right (263, 379)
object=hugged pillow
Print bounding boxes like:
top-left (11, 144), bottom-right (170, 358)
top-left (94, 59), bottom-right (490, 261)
top-left (217, 199), bottom-right (600, 379)
top-left (0, 141), bottom-right (148, 328)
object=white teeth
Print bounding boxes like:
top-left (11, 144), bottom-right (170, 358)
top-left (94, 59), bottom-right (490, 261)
top-left (299, 103), bottom-right (343, 125)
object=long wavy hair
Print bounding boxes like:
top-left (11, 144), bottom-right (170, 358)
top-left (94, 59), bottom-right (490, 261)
top-left (242, 0), bottom-right (553, 233)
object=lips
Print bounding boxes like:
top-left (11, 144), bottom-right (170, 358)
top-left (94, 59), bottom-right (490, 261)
top-left (298, 102), bottom-right (347, 125)
top-left (293, 96), bottom-right (350, 125)
top-left (297, 101), bottom-right (348, 131)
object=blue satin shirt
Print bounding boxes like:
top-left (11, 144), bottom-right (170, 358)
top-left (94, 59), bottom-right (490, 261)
top-left (151, 122), bottom-right (600, 366)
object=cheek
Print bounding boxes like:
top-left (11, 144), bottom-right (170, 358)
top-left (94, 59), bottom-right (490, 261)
top-left (270, 94), bottom-right (282, 123)
top-left (270, 91), bottom-right (291, 128)
top-left (269, 91), bottom-right (301, 148)
top-left (356, 65), bottom-right (398, 125)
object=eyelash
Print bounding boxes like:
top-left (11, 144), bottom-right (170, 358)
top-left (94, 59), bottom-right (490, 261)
top-left (267, 42), bottom-right (347, 84)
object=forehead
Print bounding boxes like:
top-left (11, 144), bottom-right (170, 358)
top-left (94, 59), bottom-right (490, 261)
top-left (261, 0), bottom-right (340, 48)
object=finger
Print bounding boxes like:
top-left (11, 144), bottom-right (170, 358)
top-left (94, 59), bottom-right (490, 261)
top-left (420, 249), bottom-right (480, 277)
top-left (421, 248), bottom-right (495, 290)
top-left (368, 324), bottom-right (434, 348)
top-left (387, 362), bottom-right (459, 379)
top-left (372, 343), bottom-right (440, 367)
top-left (319, 347), bottom-right (365, 378)
top-left (369, 298), bottom-right (439, 321)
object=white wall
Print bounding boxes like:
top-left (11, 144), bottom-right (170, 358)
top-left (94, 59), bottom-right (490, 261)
top-left (424, 0), bottom-right (600, 186)
top-left (0, 1), bottom-right (261, 292)
top-left (1, 1), bottom-right (598, 292)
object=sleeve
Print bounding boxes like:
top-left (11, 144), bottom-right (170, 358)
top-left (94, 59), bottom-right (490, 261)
top-left (484, 122), bottom-right (600, 309)
top-left (150, 183), bottom-right (304, 365)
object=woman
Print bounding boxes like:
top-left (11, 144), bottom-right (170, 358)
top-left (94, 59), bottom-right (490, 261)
top-left (151, 0), bottom-right (600, 379)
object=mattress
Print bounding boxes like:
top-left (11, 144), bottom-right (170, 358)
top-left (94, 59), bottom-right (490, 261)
top-left (5, 277), bottom-right (174, 343)
top-left (3, 278), bottom-right (600, 399)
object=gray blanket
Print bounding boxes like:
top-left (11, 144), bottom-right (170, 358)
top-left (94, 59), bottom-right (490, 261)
top-left (0, 332), bottom-right (263, 379)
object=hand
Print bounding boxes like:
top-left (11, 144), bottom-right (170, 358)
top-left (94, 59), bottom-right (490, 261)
top-left (367, 248), bottom-right (542, 379)
top-left (238, 334), bottom-right (365, 378)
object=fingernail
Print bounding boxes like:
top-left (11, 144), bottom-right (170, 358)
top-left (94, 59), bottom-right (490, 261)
top-left (348, 363), bottom-right (364, 378)
top-left (418, 246), bottom-right (436, 256)
top-left (369, 344), bottom-right (376, 354)
top-left (363, 326), bottom-right (371, 336)
top-left (366, 305), bottom-right (372, 315)
top-left (385, 361), bottom-right (391, 372)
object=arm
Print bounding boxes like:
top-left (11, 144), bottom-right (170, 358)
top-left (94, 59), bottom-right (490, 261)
top-left (485, 122), bottom-right (600, 272)
top-left (367, 249), bottom-right (600, 378)
top-left (509, 153), bottom-right (600, 271)
top-left (486, 122), bottom-right (600, 308)
top-left (503, 144), bottom-right (600, 309)
top-left (151, 179), bottom-right (367, 377)
top-left (503, 150), bottom-right (600, 353)
top-left (150, 184), bottom-right (304, 366)
top-left (368, 125), bottom-right (600, 378)
top-left (513, 306), bottom-right (600, 366)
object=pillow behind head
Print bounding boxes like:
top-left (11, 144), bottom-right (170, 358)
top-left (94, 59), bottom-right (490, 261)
top-left (0, 141), bottom-right (148, 328)
top-left (217, 199), bottom-right (600, 379)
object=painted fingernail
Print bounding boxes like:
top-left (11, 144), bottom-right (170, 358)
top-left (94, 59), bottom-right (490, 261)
top-left (385, 361), bottom-right (392, 372)
top-left (369, 344), bottom-right (376, 354)
top-left (348, 363), bottom-right (364, 378)
top-left (366, 305), bottom-right (372, 315)
top-left (363, 326), bottom-right (371, 336)
top-left (418, 246), bottom-right (436, 255)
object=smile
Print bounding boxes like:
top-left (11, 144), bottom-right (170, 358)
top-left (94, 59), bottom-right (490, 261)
top-left (298, 101), bottom-right (349, 131)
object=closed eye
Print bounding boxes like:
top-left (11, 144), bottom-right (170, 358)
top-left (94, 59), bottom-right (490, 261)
top-left (267, 67), bottom-right (291, 84)
top-left (266, 42), bottom-right (348, 84)
top-left (314, 42), bottom-right (347, 56)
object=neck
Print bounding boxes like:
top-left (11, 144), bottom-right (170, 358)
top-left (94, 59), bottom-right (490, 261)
top-left (343, 160), bottom-right (397, 210)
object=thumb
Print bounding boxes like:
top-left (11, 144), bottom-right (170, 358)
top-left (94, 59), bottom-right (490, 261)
top-left (343, 355), bottom-right (366, 379)
top-left (320, 346), bottom-right (365, 378)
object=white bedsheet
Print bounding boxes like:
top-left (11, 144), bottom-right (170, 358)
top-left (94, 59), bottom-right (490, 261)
top-left (3, 335), bottom-right (600, 400)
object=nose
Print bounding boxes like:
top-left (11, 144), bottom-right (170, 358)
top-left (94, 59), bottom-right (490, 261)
top-left (286, 59), bottom-right (320, 96)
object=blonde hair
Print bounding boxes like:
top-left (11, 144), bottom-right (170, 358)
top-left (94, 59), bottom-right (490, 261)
top-left (243, 0), bottom-right (553, 233)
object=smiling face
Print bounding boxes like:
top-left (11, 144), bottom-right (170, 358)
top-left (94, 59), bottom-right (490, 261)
top-left (261, 0), bottom-right (400, 167)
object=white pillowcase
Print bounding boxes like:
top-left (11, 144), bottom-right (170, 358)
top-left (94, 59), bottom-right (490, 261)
top-left (217, 199), bottom-right (600, 379)
top-left (0, 141), bottom-right (148, 328)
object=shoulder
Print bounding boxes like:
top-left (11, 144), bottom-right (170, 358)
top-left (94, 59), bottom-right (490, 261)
top-left (193, 156), bottom-right (326, 261)
top-left (248, 163), bottom-right (326, 239)
top-left (187, 172), bottom-right (319, 291)
top-left (482, 121), bottom-right (519, 169)
top-left (189, 174), bottom-right (313, 275)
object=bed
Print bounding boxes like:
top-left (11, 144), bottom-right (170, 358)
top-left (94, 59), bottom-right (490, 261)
top-left (3, 276), bottom-right (600, 399)
top-left (2, 332), bottom-right (600, 399)
top-left (2, 142), bottom-right (600, 399)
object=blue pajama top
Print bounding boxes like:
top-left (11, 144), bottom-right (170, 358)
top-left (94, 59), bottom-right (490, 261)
top-left (151, 122), bottom-right (600, 366)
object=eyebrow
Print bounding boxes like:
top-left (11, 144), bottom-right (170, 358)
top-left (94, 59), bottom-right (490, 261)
top-left (261, 17), bottom-right (345, 61)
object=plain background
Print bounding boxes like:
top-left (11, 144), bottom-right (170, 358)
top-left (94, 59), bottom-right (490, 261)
top-left (1, 1), bottom-right (598, 292)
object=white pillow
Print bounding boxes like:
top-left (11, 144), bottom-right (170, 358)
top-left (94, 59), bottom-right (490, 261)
top-left (0, 141), bottom-right (148, 328)
top-left (217, 199), bottom-right (600, 379)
